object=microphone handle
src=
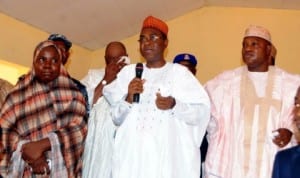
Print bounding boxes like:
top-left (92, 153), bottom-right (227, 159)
top-left (133, 93), bottom-right (140, 103)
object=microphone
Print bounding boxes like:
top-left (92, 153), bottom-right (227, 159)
top-left (133, 63), bottom-right (143, 103)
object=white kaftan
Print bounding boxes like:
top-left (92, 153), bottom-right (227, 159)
top-left (103, 62), bottom-right (210, 178)
top-left (204, 66), bottom-right (300, 178)
top-left (81, 69), bottom-right (105, 107)
top-left (81, 69), bottom-right (116, 178)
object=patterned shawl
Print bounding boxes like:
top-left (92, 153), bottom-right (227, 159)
top-left (0, 41), bottom-right (87, 177)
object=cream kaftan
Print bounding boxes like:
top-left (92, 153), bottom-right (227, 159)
top-left (204, 66), bottom-right (300, 178)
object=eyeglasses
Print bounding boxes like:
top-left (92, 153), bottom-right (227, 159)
top-left (138, 34), bottom-right (163, 43)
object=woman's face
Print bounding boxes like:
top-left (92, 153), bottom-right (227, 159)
top-left (33, 46), bottom-right (61, 83)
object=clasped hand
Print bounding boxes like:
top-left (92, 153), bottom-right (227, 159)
top-left (126, 78), bottom-right (175, 110)
top-left (272, 128), bottom-right (293, 148)
top-left (21, 140), bottom-right (50, 175)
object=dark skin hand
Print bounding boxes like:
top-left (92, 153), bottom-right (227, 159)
top-left (126, 78), bottom-right (145, 103)
top-left (272, 128), bottom-right (293, 148)
top-left (29, 155), bottom-right (50, 174)
top-left (93, 59), bottom-right (127, 104)
top-left (155, 93), bottom-right (176, 110)
top-left (125, 78), bottom-right (175, 110)
top-left (21, 138), bottom-right (51, 174)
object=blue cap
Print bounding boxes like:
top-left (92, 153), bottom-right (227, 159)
top-left (173, 53), bottom-right (197, 66)
top-left (48, 33), bottom-right (72, 50)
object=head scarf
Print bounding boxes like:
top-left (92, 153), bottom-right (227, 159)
top-left (34, 40), bottom-right (62, 61)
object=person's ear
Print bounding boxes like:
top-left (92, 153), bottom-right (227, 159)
top-left (266, 44), bottom-right (272, 56)
top-left (66, 51), bottom-right (70, 59)
top-left (164, 39), bottom-right (168, 48)
top-left (193, 68), bottom-right (197, 75)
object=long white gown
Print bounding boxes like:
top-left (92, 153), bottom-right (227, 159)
top-left (81, 69), bottom-right (116, 178)
top-left (103, 62), bottom-right (211, 178)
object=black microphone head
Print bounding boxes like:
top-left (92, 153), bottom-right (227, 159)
top-left (135, 63), bottom-right (143, 78)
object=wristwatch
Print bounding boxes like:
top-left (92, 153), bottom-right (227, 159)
top-left (101, 80), bottom-right (107, 85)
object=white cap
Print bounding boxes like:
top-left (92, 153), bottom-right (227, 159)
top-left (244, 25), bottom-right (272, 43)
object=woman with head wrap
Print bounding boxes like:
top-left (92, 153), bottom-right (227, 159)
top-left (0, 40), bottom-right (87, 177)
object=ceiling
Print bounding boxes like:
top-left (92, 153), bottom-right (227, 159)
top-left (1, 0), bottom-right (300, 50)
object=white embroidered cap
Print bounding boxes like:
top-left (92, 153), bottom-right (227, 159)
top-left (244, 25), bottom-right (272, 43)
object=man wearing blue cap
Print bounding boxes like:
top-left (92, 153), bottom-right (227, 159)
top-left (173, 53), bottom-right (208, 178)
top-left (48, 34), bottom-right (89, 120)
top-left (173, 53), bottom-right (197, 75)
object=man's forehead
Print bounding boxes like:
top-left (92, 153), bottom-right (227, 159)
top-left (140, 27), bottom-right (162, 35)
top-left (179, 60), bottom-right (194, 66)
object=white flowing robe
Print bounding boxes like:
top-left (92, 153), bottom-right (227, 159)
top-left (204, 66), bottom-right (300, 178)
top-left (81, 69), bottom-right (116, 178)
top-left (103, 62), bottom-right (210, 178)
top-left (81, 69), bottom-right (105, 107)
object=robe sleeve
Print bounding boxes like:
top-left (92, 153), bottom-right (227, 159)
top-left (103, 65), bottom-right (135, 126)
top-left (81, 69), bottom-right (105, 107)
top-left (171, 65), bottom-right (210, 126)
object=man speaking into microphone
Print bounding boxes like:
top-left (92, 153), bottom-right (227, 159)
top-left (103, 15), bottom-right (210, 178)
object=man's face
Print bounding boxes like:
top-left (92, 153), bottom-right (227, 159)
top-left (139, 28), bottom-right (168, 63)
top-left (242, 37), bottom-right (271, 72)
top-left (53, 41), bottom-right (69, 65)
top-left (34, 46), bottom-right (61, 83)
top-left (105, 44), bottom-right (127, 65)
top-left (178, 61), bottom-right (196, 75)
top-left (294, 88), bottom-right (300, 130)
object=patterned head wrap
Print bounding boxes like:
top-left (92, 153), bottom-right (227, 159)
top-left (33, 40), bottom-right (62, 63)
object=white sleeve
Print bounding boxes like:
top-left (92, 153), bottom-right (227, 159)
top-left (171, 64), bottom-right (211, 126)
top-left (103, 65), bottom-right (135, 126)
top-left (81, 69), bottom-right (105, 107)
top-left (110, 100), bottom-right (132, 126)
top-left (173, 100), bottom-right (210, 126)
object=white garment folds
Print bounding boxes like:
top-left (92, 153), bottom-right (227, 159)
top-left (103, 62), bottom-right (210, 178)
top-left (82, 69), bottom-right (116, 178)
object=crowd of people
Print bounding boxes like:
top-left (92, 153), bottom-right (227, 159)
top-left (0, 15), bottom-right (299, 178)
